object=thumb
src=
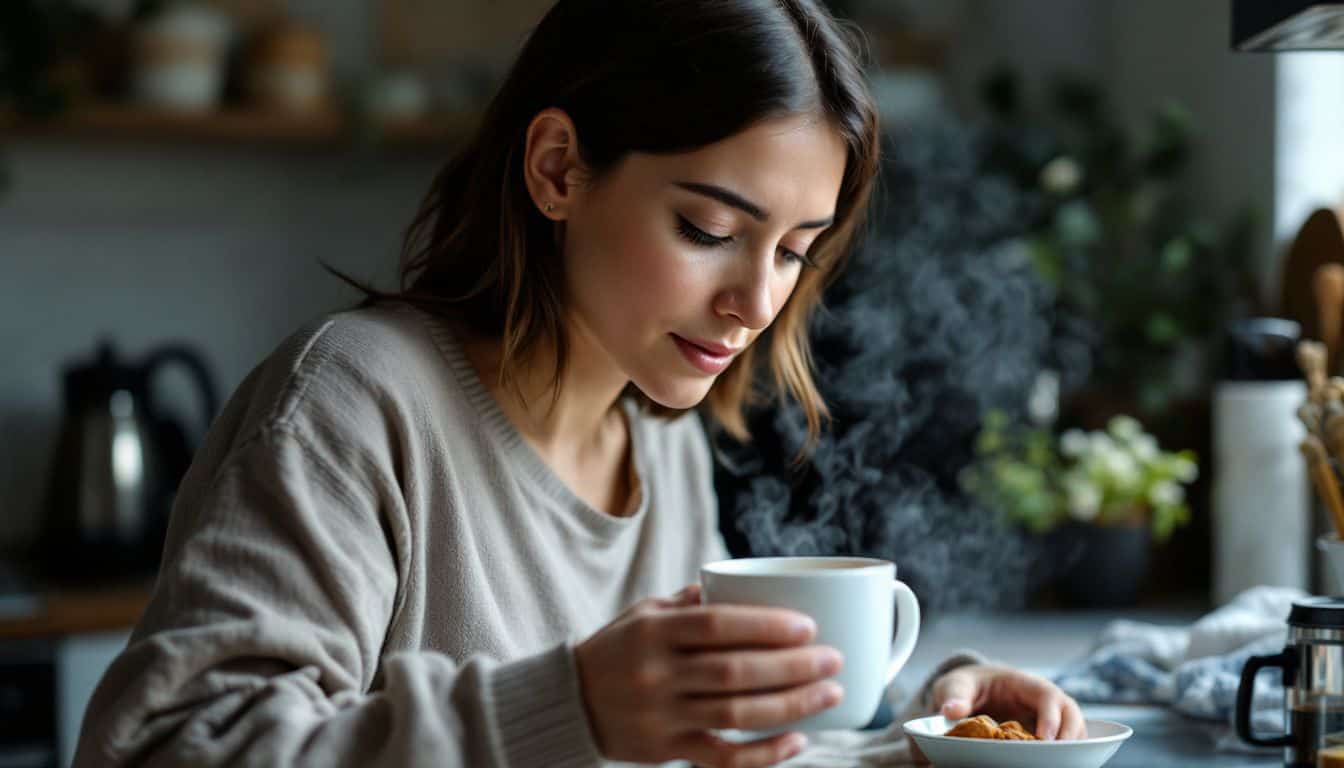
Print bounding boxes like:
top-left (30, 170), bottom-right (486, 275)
top-left (941, 697), bottom-right (973, 720)
top-left (933, 669), bottom-right (978, 720)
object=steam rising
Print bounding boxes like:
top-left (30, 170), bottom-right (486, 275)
top-left (714, 112), bottom-right (1088, 611)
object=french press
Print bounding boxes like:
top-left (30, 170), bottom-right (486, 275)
top-left (1237, 597), bottom-right (1344, 767)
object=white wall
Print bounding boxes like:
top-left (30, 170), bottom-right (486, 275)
top-left (1275, 54), bottom-right (1344, 254)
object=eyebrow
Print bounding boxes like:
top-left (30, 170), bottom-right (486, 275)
top-left (672, 180), bottom-right (835, 230)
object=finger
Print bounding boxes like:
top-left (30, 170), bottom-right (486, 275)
top-left (681, 680), bottom-right (843, 732)
top-left (1059, 697), bottom-right (1087, 740)
top-left (1034, 695), bottom-right (1063, 740)
top-left (657, 584), bottom-right (703, 607)
top-left (676, 730), bottom-right (808, 768)
top-left (665, 605), bottom-right (817, 649)
top-left (674, 646), bottom-right (843, 693)
top-left (932, 668), bottom-right (978, 721)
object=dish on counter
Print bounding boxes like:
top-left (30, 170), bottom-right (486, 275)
top-left (902, 715), bottom-right (1133, 768)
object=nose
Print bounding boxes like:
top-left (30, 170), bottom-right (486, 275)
top-left (715, 256), bottom-right (775, 331)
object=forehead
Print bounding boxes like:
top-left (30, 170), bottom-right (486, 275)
top-left (622, 115), bottom-right (848, 220)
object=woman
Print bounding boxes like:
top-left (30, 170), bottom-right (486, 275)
top-left (74, 1), bottom-right (1084, 766)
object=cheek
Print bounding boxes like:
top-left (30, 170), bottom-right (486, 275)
top-left (599, 221), bottom-right (710, 317)
top-left (772, 273), bottom-right (801, 316)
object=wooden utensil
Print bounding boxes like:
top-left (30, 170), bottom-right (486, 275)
top-left (1303, 436), bottom-right (1344, 539)
top-left (1298, 340), bottom-right (1329, 403)
top-left (1316, 264), bottom-right (1344, 374)
top-left (1300, 401), bottom-right (1324, 436)
top-left (1327, 411), bottom-right (1344, 460)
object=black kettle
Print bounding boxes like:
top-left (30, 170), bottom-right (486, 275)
top-left (41, 339), bottom-right (218, 583)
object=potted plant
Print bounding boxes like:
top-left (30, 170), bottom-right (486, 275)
top-left (979, 69), bottom-right (1261, 419)
top-left (961, 410), bottom-right (1199, 607)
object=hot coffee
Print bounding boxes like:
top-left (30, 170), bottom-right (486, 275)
top-left (1288, 702), bottom-right (1344, 767)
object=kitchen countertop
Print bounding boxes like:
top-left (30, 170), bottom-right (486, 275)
top-left (895, 607), bottom-right (1282, 767)
top-left (0, 579), bottom-right (1286, 765)
top-left (0, 582), bottom-right (152, 640)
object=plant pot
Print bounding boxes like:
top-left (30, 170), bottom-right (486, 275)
top-left (1049, 520), bottom-right (1153, 608)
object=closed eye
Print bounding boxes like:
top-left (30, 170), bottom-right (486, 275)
top-left (674, 215), bottom-right (817, 268)
top-left (675, 215), bottom-right (732, 247)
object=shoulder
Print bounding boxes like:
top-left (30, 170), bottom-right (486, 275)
top-left (281, 302), bottom-right (437, 402)
top-left (223, 302), bottom-right (450, 453)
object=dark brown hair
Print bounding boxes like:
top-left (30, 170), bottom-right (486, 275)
top-left (336, 0), bottom-right (880, 451)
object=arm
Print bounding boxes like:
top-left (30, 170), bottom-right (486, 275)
top-left (73, 426), bottom-right (604, 768)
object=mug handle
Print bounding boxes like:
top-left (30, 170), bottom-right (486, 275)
top-left (1234, 648), bottom-right (1295, 747)
top-left (885, 579), bottom-right (922, 687)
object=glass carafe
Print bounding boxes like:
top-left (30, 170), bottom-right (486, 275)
top-left (1237, 598), bottom-right (1344, 768)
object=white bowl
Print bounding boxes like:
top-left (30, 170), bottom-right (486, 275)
top-left (902, 715), bottom-right (1133, 768)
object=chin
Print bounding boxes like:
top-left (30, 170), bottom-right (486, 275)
top-left (629, 374), bottom-right (714, 411)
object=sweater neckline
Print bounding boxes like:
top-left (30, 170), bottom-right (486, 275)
top-left (409, 304), bottom-right (651, 534)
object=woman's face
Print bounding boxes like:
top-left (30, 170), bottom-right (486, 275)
top-left (561, 114), bottom-right (848, 409)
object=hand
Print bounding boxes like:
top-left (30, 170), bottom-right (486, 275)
top-left (574, 583), bottom-right (845, 768)
top-left (911, 664), bottom-right (1086, 764)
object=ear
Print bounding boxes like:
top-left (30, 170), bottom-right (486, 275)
top-left (523, 108), bottom-right (590, 221)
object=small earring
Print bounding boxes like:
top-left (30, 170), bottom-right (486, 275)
top-left (544, 202), bottom-right (556, 213)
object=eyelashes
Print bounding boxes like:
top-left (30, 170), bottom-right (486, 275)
top-left (674, 214), bottom-right (816, 268)
top-left (675, 214), bottom-right (731, 247)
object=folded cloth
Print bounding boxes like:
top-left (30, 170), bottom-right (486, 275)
top-left (1052, 586), bottom-right (1307, 754)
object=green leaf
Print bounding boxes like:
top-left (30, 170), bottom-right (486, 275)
top-left (1027, 237), bottom-right (1062, 287)
top-left (1145, 313), bottom-right (1181, 343)
top-left (1160, 238), bottom-right (1193, 273)
top-left (1055, 201), bottom-right (1102, 246)
top-left (976, 429), bottom-right (1003, 456)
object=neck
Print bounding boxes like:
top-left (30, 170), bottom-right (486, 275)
top-left (458, 316), bottom-right (629, 456)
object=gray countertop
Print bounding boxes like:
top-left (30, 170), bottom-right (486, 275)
top-left (894, 608), bottom-right (1282, 767)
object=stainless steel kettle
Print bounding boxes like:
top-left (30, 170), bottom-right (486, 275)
top-left (41, 339), bottom-right (217, 583)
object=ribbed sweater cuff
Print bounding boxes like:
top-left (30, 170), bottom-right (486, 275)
top-left (487, 642), bottom-right (604, 768)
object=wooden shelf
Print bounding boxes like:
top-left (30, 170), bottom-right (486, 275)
top-left (0, 105), bottom-right (479, 148)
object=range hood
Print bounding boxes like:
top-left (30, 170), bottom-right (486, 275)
top-left (1233, 0), bottom-right (1344, 50)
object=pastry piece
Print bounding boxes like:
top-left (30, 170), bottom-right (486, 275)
top-left (996, 720), bottom-right (1036, 740)
top-left (943, 714), bottom-right (1040, 741)
top-left (944, 714), bottom-right (1001, 739)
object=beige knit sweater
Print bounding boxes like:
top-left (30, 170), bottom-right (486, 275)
top-left (73, 301), bottom-right (974, 768)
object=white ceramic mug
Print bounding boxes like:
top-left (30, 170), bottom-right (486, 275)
top-left (699, 556), bottom-right (921, 734)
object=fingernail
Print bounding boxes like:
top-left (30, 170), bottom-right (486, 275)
top-left (814, 682), bottom-right (842, 708)
top-left (785, 734), bottom-right (808, 757)
top-left (818, 649), bottom-right (843, 675)
top-left (791, 616), bottom-right (816, 639)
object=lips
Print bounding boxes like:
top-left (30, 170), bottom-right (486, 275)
top-left (671, 334), bottom-right (739, 375)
